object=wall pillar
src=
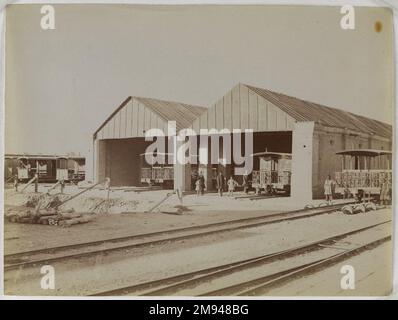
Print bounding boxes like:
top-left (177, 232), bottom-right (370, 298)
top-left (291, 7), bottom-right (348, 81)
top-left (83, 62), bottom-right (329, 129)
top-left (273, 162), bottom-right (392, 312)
top-left (291, 122), bottom-right (315, 204)
top-left (173, 138), bottom-right (194, 192)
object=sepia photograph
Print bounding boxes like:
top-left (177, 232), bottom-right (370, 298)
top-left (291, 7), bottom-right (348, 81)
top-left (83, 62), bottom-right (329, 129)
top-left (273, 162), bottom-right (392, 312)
top-left (1, 2), bottom-right (395, 299)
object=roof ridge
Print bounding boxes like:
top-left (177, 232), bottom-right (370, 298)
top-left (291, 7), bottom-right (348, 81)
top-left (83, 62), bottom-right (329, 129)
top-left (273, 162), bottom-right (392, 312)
top-left (243, 83), bottom-right (392, 130)
top-left (134, 95), bottom-right (207, 111)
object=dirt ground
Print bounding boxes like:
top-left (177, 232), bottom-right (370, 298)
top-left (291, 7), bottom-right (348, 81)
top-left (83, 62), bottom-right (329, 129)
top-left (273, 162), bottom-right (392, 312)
top-left (3, 183), bottom-right (357, 254)
top-left (4, 208), bottom-right (392, 296)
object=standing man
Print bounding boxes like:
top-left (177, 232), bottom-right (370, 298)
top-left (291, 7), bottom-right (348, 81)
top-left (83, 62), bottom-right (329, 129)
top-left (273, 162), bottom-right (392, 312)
top-left (60, 179), bottom-right (65, 194)
top-left (380, 178), bottom-right (391, 206)
top-left (34, 173), bottom-right (39, 193)
top-left (199, 171), bottom-right (205, 195)
top-left (13, 174), bottom-right (19, 192)
top-left (242, 172), bottom-right (249, 194)
top-left (227, 176), bottom-right (238, 197)
top-left (216, 171), bottom-right (224, 197)
top-left (324, 175), bottom-right (334, 205)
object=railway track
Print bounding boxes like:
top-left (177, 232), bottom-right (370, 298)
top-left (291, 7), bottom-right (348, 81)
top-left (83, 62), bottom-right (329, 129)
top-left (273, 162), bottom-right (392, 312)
top-left (90, 220), bottom-right (391, 296)
top-left (5, 202), bottom-right (353, 271)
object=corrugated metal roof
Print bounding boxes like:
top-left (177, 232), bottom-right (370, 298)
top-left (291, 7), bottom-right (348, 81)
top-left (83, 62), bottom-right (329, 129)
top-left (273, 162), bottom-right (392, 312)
top-left (245, 84), bottom-right (392, 138)
top-left (134, 97), bottom-right (207, 131)
top-left (94, 96), bottom-right (207, 137)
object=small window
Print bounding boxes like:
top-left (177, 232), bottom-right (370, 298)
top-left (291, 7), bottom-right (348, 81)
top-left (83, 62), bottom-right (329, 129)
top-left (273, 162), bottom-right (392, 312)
top-left (329, 140), bottom-right (334, 146)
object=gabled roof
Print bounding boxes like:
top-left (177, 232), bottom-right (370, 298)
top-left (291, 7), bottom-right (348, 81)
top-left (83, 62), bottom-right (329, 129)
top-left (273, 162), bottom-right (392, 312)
top-left (245, 84), bottom-right (392, 138)
top-left (94, 96), bottom-right (207, 136)
top-left (134, 97), bottom-right (206, 131)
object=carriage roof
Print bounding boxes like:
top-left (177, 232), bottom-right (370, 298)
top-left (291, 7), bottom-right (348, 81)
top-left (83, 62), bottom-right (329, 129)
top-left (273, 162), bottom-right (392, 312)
top-left (139, 152), bottom-right (174, 156)
top-left (335, 149), bottom-right (392, 157)
top-left (17, 155), bottom-right (68, 161)
top-left (250, 151), bottom-right (292, 159)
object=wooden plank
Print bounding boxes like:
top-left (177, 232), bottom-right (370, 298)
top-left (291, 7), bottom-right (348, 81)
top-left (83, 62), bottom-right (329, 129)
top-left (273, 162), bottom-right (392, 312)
top-left (277, 108), bottom-right (287, 130)
top-left (114, 110), bottom-right (121, 139)
top-left (102, 122), bottom-right (108, 139)
top-left (157, 116), bottom-right (166, 135)
top-left (120, 105), bottom-right (127, 138)
top-left (144, 107), bottom-right (151, 133)
top-left (150, 110), bottom-right (157, 131)
top-left (258, 96), bottom-right (267, 131)
top-left (249, 89), bottom-right (258, 131)
top-left (98, 127), bottom-right (103, 140)
top-left (126, 101), bottom-right (132, 138)
top-left (286, 114), bottom-right (295, 130)
top-left (215, 98), bottom-right (224, 130)
top-left (224, 90), bottom-right (232, 130)
top-left (200, 111), bottom-right (208, 130)
top-left (132, 99), bottom-right (139, 137)
top-left (108, 116), bottom-right (115, 139)
top-left (240, 84), bottom-right (249, 130)
top-left (208, 104), bottom-right (216, 130)
top-left (192, 118), bottom-right (200, 134)
top-left (232, 85), bottom-right (240, 130)
top-left (138, 101), bottom-right (145, 137)
top-left (268, 102), bottom-right (277, 130)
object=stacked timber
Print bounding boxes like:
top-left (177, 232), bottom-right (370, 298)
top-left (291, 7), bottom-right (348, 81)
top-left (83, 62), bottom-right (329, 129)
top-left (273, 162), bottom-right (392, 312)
top-left (5, 208), bottom-right (95, 227)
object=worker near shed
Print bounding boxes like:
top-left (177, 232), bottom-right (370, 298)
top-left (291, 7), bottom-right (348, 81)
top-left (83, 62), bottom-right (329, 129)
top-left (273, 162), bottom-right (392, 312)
top-left (199, 171), bottom-right (205, 195)
top-left (227, 176), bottom-right (239, 197)
top-left (242, 172), bottom-right (249, 194)
top-left (216, 171), bottom-right (225, 197)
top-left (60, 179), bottom-right (65, 194)
top-left (34, 173), bottom-right (39, 193)
top-left (380, 178), bottom-right (391, 206)
top-left (13, 174), bottom-right (19, 192)
top-left (324, 175), bottom-right (335, 205)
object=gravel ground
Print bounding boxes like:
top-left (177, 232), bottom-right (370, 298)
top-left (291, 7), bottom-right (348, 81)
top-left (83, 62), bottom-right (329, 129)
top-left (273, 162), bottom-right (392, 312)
top-left (4, 207), bottom-right (392, 296)
top-left (4, 185), bottom-right (354, 254)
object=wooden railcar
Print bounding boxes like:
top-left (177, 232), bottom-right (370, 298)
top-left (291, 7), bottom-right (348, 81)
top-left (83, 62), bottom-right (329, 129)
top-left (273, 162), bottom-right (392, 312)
top-left (5, 155), bottom-right (85, 183)
top-left (251, 151), bottom-right (292, 195)
top-left (140, 152), bottom-right (174, 189)
top-left (334, 149), bottom-right (392, 197)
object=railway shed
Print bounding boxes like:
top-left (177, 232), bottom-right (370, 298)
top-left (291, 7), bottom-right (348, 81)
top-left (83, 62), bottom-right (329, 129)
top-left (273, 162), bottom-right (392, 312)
top-left (92, 97), bottom-right (207, 187)
top-left (92, 83), bottom-right (392, 201)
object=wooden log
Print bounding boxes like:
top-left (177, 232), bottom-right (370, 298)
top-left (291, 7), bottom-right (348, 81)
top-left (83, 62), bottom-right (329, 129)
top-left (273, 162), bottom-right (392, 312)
top-left (19, 217), bottom-right (35, 224)
top-left (57, 212), bottom-right (82, 220)
top-left (38, 215), bottom-right (59, 225)
top-left (58, 215), bottom-right (95, 227)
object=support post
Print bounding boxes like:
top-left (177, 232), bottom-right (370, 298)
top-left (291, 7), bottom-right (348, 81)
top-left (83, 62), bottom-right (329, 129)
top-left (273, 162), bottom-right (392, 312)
top-left (291, 122), bottom-right (315, 204)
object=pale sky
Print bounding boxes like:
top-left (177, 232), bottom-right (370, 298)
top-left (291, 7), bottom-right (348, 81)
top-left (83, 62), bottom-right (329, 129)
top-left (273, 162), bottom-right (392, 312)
top-left (5, 4), bottom-right (394, 157)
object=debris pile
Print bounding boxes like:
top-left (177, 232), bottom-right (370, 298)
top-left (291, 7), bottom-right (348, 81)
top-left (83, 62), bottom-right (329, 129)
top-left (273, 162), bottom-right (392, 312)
top-left (6, 193), bottom-right (96, 227)
top-left (6, 208), bottom-right (96, 227)
top-left (25, 194), bottom-right (67, 209)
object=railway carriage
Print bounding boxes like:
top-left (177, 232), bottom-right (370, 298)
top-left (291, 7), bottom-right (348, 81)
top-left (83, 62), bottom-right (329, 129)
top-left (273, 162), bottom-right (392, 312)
top-left (6, 155), bottom-right (86, 183)
top-left (334, 149), bottom-right (392, 199)
top-left (251, 151), bottom-right (292, 195)
top-left (140, 152), bottom-right (174, 189)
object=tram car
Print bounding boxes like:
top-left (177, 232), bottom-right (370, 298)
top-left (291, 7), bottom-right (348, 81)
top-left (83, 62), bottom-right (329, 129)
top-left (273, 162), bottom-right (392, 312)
top-left (6, 155), bottom-right (86, 183)
top-left (140, 152), bottom-right (174, 189)
top-left (334, 149), bottom-right (392, 198)
top-left (4, 156), bottom-right (19, 182)
top-left (68, 157), bottom-right (86, 183)
top-left (251, 151), bottom-right (292, 195)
